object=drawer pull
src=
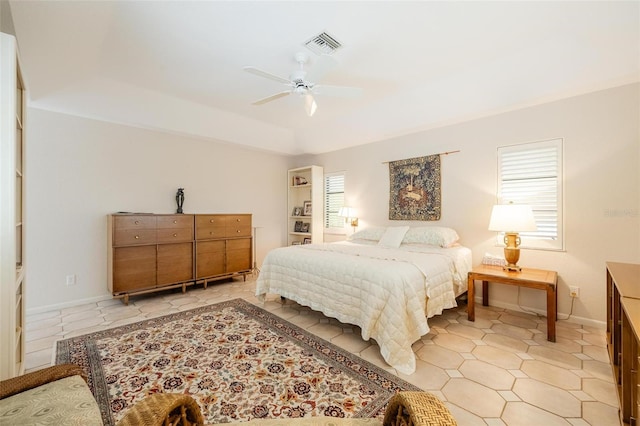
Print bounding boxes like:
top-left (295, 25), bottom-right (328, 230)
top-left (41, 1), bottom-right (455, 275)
top-left (237, 219), bottom-right (241, 222)
top-left (135, 235), bottom-right (140, 239)
top-left (173, 233), bottom-right (177, 237)
top-left (134, 220), bottom-right (139, 225)
top-left (210, 231), bottom-right (214, 235)
top-left (210, 219), bottom-right (214, 223)
top-left (173, 220), bottom-right (177, 224)
top-left (237, 230), bottom-right (241, 233)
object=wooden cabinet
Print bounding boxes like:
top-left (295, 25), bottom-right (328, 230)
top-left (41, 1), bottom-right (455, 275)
top-left (287, 166), bottom-right (323, 245)
top-left (0, 33), bottom-right (26, 379)
top-left (606, 261), bottom-right (640, 425)
top-left (108, 213), bottom-right (252, 303)
top-left (156, 215), bottom-right (194, 286)
top-left (195, 214), bottom-right (252, 287)
top-left (196, 240), bottom-right (225, 278)
top-left (112, 245), bottom-right (157, 293)
top-left (157, 243), bottom-right (193, 285)
top-left (226, 238), bottom-right (252, 272)
top-left (109, 214), bottom-right (195, 304)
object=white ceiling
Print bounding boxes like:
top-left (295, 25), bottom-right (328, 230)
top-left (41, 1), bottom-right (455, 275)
top-left (8, 1), bottom-right (640, 156)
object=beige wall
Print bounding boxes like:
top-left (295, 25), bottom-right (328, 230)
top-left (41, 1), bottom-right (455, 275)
top-left (25, 109), bottom-right (291, 311)
top-left (308, 83), bottom-right (640, 326)
top-left (0, 1), bottom-right (16, 36)
top-left (25, 84), bottom-right (639, 324)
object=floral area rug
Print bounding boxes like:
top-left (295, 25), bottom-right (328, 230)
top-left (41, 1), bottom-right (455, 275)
top-left (56, 298), bottom-right (419, 425)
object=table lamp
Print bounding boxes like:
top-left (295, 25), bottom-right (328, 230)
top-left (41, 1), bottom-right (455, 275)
top-left (338, 207), bottom-right (358, 232)
top-left (488, 203), bottom-right (537, 272)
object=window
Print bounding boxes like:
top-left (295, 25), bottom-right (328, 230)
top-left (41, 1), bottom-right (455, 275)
top-left (497, 138), bottom-right (564, 251)
top-left (324, 172), bottom-right (345, 231)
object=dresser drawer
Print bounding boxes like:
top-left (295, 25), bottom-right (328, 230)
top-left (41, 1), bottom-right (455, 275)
top-left (226, 226), bottom-right (251, 238)
top-left (225, 215), bottom-right (252, 237)
top-left (157, 215), bottom-right (193, 229)
top-left (157, 227), bottom-right (194, 243)
top-left (196, 225), bottom-right (226, 240)
top-left (225, 215), bottom-right (251, 227)
top-left (196, 215), bottom-right (226, 227)
top-left (114, 229), bottom-right (157, 246)
top-left (227, 238), bottom-right (251, 250)
top-left (196, 215), bottom-right (226, 240)
top-left (113, 215), bottom-right (156, 230)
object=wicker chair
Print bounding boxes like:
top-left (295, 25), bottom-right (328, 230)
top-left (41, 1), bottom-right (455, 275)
top-left (0, 364), bottom-right (203, 426)
top-left (383, 392), bottom-right (457, 426)
top-left (0, 364), bottom-right (456, 426)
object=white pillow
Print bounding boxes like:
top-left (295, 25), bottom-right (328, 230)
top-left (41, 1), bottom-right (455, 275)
top-left (378, 226), bottom-right (410, 248)
top-left (402, 226), bottom-right (459, 247)
top-left (348, 227), bottom-right (386, 241)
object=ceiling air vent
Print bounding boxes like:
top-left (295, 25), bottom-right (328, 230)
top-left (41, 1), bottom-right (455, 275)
top-left (304, 32), bottom-right (342, 55)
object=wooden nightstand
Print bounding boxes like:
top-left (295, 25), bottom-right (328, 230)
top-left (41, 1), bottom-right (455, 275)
top-left (467, 264), bottom-right (558, 342)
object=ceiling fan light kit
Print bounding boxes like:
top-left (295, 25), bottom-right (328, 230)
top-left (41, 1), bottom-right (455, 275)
top-left (244, 51), bottom-right (362, 117)
top-left (304, 94), bottom-right (317, 117)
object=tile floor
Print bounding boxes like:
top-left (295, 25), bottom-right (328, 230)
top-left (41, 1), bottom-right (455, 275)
top-left (25, 276), bottom-right (620, 425)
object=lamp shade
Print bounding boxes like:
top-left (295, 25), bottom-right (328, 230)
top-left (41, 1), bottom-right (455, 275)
top-left (488, 204), bottom-right (537, 232)
top-left (338, 207), bottom-right (356, 218)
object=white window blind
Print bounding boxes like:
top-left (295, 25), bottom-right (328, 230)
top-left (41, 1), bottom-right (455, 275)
top-left (497, 138), bottom-right (564, 250)
top-left (324, 172), bottom-right (345, 230)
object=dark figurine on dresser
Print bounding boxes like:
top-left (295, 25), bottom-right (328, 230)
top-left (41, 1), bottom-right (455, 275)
top-left (176, 188), bottom-right (184, 214)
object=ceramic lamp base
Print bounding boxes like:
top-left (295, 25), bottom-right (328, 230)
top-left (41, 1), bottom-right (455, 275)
top-left (503, 233), bottom-right (522, 272)
top-left (503, 263), bottom-right (522, 272)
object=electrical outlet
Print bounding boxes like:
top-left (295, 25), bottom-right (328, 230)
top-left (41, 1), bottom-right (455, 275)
top-left (66, 274), bottom-right (76, 286)
top-left (569, 286), bottom-right (579, 298)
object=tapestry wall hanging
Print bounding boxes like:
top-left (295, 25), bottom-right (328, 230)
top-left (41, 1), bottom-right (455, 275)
top-left (388, 154), bottom-right (441, 221)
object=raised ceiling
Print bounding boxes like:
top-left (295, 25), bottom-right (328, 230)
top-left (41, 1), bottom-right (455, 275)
top-left (8, 1), bottom-right (640, 155)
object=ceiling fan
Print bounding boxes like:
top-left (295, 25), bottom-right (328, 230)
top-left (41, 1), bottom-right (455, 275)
top-left (243, 52), bottom-right (362, 117)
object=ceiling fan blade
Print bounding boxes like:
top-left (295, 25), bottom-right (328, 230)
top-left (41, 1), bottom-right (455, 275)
top-left (312, 84), bottom-right (363, 98)
top-left (304, 94), bottom-right (317, 117)
top-left (243, 66), bottom-right (291, 84)
top-left (252, 91), bottom-right (291, 105)
top-left (305, 54), bottom-right (338, 83)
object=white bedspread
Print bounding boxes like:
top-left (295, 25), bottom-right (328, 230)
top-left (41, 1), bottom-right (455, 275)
top-left (255, 241), bottom-right (472, 374)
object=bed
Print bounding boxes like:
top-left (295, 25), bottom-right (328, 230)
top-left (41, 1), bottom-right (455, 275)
top-left (255, 226), bottom-right (472, 375)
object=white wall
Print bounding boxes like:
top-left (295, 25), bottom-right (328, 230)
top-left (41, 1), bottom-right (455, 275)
top-left (25, 109), bottom-right (291, 311)
top-left (25, 84), bottom-right (640, 323)
top-left (308, 83), bottom-right (640, 325)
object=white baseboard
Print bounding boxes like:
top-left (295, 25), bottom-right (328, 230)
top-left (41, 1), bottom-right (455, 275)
top-left (27, 294), bottom-right (113, 315)
top-left (472, 297), bottom-right (606, 330)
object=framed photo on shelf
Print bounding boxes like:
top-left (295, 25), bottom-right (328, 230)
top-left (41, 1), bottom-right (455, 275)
top-left (294, 221), bottom-right (303, 232)
top-left (303, 200), bottom-right (312, 216)
top-left (292, 206), bottom-right (302, 216)
top-left (303, 238), bottom-right (312, 244)
top-left (293, 176), bottom-right (308, 186)
top-left (301, 222), bottom-right (310, 233)
top-left (292, 241), bottom-right (302, 245)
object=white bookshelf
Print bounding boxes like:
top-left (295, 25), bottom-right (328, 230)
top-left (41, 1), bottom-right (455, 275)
top-left (287, 166), bottom-right (323, 245)
top-left (0, 32), bottom-right (26, 379)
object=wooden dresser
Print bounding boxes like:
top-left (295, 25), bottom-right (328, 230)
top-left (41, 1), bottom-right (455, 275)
top-left (108, 213), bottom-right (252, 304)
top-left (195, 214), bottom-right (252, 287)
top-left (606, 261), bottom-right (640, 425)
